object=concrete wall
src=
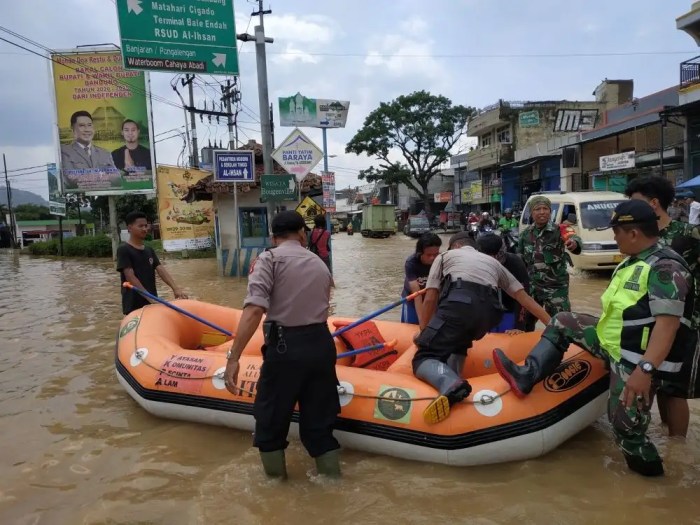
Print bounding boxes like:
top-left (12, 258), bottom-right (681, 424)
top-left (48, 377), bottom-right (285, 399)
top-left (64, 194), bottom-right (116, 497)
top-left (215, 190), bottom-right (299, 277)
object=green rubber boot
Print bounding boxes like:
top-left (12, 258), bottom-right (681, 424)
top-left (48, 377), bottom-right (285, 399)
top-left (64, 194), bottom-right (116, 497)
top-left (314, 449), bottom-right (341, 478)
top-left (260, 450), bottom-right (287, 479)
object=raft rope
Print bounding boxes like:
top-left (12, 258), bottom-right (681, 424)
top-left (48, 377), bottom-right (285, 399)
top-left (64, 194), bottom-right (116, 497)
top-left (128, 307), bottom-right (587, 406)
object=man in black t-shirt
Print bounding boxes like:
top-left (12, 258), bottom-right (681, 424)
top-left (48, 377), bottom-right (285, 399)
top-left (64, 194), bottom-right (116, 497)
top-left (401, 233), bottom-right (442, 325)
top-left (477, 233), bottom-right (530, 332)
top-left (112, 120), bottom-right (152, 172)
top-left (116, 211), bottom-right (187, 315)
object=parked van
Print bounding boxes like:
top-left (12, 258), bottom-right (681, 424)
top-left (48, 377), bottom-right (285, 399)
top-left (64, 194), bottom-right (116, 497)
top-left (520, 191), bottom-right (627, 270)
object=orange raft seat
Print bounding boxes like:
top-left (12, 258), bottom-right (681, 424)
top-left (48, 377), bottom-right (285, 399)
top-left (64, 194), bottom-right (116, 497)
top-left (116, 300), bottom-right (610, 467)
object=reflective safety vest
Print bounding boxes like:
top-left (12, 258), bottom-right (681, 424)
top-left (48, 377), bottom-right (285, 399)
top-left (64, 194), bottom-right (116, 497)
top-left (596, 246), bottom-right (695, 381)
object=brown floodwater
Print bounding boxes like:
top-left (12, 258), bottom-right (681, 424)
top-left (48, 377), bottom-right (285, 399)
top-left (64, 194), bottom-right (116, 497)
top-left (0, 233), bottom-right (698, 524)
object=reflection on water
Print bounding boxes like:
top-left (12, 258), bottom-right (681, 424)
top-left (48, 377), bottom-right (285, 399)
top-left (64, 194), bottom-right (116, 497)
top-left (0, 236), bottom-right (698, 524)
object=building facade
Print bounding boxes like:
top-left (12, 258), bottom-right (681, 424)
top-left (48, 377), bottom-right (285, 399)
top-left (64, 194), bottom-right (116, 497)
top-left (466, 80), bottom-right (632, 212)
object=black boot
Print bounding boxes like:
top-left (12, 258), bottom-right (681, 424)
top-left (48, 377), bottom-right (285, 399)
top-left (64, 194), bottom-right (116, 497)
top-left (493, 338), bottom-right (563, 398)
top-left (624, 453), bottom-right (664, 477)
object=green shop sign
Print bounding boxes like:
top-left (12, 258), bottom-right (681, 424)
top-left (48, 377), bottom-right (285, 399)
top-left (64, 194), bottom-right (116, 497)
top-left (261, 174), bottom-right (297, 201)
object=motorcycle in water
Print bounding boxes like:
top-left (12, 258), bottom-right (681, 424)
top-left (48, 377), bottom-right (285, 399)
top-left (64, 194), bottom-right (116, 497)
top-left (501, 227), bottom-right (519, 253)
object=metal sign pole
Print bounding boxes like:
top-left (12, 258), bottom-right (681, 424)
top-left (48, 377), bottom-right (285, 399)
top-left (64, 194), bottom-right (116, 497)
top-left (322, 127), bottom-right (333, 275)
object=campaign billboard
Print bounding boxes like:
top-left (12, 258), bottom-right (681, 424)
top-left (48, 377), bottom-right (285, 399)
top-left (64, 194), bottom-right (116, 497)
top-left (156, 166), bottom-right (214, 251)
top-left (50, 49), bottom-right (155, 195)
top-left (278, 93), bottom-right (349, 128)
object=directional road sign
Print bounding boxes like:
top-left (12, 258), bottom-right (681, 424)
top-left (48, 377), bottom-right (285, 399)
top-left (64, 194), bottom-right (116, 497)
top-left (115, 0), bottom-right (239, 75)
top-left (214, 150), bottom-right (255, 183)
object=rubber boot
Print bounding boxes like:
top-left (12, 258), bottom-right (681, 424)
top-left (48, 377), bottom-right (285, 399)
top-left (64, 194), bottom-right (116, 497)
top-left (624, 453), bottom-right (664, 477)
top-left (260, 450), bottom-right (287, 479)
top-left (415, 359), bottom-right (472, 424)
top-left (493, 338), bottom-right (563, 398)
top-left (314, 449), bottom-right (341, 478)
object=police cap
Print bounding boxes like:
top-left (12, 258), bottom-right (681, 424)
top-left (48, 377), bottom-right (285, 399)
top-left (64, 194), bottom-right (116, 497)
top-left (271, 210), bottom-right (306, 236)
top-left (607, 200), bottom-right (658, 227)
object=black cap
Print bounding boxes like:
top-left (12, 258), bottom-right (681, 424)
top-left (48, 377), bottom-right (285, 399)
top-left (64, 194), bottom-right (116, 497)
top-left (607, 200), bottom-right (658, 227)
top-left (271, 210), bottom-right (305, 235)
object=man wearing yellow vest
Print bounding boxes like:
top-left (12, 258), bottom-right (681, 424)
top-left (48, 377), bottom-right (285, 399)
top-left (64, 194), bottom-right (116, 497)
top-left (493, 200), bottom-right (696, 477)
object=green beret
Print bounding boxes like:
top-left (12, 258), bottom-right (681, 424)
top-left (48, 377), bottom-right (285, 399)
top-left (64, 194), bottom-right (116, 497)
top-left (528, 196), bottom-right (551, 211)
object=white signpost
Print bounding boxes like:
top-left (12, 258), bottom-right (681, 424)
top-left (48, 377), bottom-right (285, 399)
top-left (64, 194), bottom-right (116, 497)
top-left (271, 128), bottom-right (323, 179)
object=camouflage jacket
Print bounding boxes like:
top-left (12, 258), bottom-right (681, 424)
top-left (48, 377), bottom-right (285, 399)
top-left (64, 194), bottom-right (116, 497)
top-left (518, 222), bottom-right (582, 290)
top-left (658, 220), bottom-right (700, 326)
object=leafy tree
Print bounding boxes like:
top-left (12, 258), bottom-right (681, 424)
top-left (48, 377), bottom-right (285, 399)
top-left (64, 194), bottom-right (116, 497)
top-left (14, 204), bottom-right (52, 221)
top-left (346, 90), bottom-right (474, 212)
top-left (91, 194), bottom-right (158, 225)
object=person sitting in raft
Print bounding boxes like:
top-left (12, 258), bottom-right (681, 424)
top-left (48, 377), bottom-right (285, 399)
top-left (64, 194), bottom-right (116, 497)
top-left (477, 233), bottom-right (530, 334)
top-left (401, 233), bottom-right (442, 326)
top-left (414, 232), bottom-right (551, 424)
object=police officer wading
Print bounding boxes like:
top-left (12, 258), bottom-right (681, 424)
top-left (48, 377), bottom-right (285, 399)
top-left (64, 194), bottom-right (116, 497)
top-left (414, 233), bottom-right (551, 424)
top-left (494, 200), bottom-right (696, 477)
top-left (223, 211), bottom-right (341, 479)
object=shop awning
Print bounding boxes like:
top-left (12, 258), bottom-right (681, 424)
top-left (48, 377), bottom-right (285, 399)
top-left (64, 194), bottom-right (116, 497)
top-left (677, 175), bottom-right (700, 188)
top-left (500, 154), bottom-right (559, 170)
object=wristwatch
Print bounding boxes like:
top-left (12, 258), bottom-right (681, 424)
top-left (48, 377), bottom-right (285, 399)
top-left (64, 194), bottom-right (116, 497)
top-left (638, 360), bottom-right (656, 375)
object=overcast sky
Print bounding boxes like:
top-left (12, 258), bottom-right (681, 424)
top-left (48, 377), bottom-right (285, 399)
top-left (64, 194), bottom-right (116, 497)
top-left (1, 0), bottom-right (698, 199)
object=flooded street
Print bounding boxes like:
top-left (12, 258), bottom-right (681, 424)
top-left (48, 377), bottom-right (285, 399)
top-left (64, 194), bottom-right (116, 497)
top-left (1, 233), bottom-right (699, 525)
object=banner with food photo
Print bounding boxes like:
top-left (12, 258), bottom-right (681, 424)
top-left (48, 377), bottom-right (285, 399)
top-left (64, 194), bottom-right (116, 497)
top-left (156, 165), bottom-right (214, 251)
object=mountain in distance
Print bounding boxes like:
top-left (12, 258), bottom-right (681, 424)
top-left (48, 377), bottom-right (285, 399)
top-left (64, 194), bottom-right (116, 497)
top-left (0, 187), bottom-right (49, 207)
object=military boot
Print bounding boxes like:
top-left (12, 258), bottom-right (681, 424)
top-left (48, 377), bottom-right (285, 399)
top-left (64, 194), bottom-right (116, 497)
top-left (314, 449), bottom-right (341, 478)
top-left (260, 450), bottom-right (287, 479)
top-left (624, 453), bottom-right (664, 477)
top-left (493, 338), bottom-right (563, 398)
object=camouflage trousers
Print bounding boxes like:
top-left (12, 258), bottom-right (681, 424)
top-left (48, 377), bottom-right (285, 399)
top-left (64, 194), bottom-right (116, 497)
top-left (524, 286), bottom-right (571, 332)
top-left (542, 311), bottom-right (662, 463)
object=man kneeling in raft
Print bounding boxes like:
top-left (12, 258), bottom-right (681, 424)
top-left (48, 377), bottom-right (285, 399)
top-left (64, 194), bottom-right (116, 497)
top-left (413, 233), bottom-right (551, 424)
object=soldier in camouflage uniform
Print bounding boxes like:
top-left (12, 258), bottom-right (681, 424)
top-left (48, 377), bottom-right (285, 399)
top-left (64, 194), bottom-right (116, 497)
top-left (625, 176), bottom-right (700, 438)
top-left (518, 195), bottom-right (582, 331)
top-left (494, 200), bottom-right (696, 477)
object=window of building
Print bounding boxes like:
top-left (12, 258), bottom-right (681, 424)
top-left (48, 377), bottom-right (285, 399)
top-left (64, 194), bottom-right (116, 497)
top-left (496, 126), bottom-right (511, 144)
top-left (480, 133), bottom-right (492, 148)
top-left (239, 208), bottom-right (270, 248)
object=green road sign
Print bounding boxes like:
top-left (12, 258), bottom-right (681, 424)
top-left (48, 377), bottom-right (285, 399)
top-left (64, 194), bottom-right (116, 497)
top-left (261, 175), bottom-right (297, 201)
top-left (116, 0), bottom-right (239, 75)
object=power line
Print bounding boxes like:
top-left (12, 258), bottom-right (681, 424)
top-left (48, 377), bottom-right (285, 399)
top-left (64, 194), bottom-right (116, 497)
top-left (0, 27), bottom-right (182, 111)
top-left (237, 49), bottom-right (700, 59)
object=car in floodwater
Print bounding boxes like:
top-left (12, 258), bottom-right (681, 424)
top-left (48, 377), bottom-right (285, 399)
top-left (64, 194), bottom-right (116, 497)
top-left (403, 216), bottom-right (432, 238)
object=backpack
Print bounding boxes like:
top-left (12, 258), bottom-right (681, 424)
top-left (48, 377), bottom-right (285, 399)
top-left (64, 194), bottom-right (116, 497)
top-left (309, 229), bottom-right (323, 255)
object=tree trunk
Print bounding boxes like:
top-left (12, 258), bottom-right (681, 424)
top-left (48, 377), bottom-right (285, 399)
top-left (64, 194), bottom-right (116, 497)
top-left (421, 185), bottom-right (431, 214)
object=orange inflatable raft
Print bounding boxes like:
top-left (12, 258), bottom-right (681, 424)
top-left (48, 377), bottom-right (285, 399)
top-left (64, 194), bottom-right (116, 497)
top-left (115, 300), bottom-right (609, 467)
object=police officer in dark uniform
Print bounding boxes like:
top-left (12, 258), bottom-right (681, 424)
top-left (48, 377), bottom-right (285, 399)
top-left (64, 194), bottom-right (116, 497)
top-left (415, 233), bottom-right (551, 424)
top-left (223, 211), bottom-right (341, 479)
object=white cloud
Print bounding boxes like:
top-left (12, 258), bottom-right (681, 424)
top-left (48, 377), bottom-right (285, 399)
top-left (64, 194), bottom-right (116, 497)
top-left (264, 14), bottom-right (338, 45)
top-left (400, 16), bottom-right (428, 34)
top-left (271, 43), bottom-right (320, 65)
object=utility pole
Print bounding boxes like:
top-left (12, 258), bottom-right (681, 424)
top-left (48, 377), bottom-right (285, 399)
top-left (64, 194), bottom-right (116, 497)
top-left (251, 1), bottom-right (275, 223)
top-left (182, 74), bottom-right (199, 168)
top-left (221, 79), bottom-right (240, 150)
top-left (3, 154), bottom-right (16, 248)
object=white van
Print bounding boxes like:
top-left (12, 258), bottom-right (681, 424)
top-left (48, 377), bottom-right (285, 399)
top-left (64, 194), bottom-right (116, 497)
top-left (520, 191), bottom-right (627, 270)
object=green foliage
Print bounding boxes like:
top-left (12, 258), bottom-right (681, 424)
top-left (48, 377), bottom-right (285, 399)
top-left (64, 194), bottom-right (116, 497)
top-left (27, 235), bottom-right (112, 257)
top-left (346, 90), bottom-right (474, 210)
top-left (14, 204), bottom-right (53, 221)
top-left (91, 194), bottom-right (158, 225)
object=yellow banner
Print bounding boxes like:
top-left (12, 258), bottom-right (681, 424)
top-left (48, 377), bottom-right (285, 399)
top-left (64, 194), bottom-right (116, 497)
top-left (52, 50), bottom-right (154, 194)
top-left (156, 166), bottom-right (214, 251)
